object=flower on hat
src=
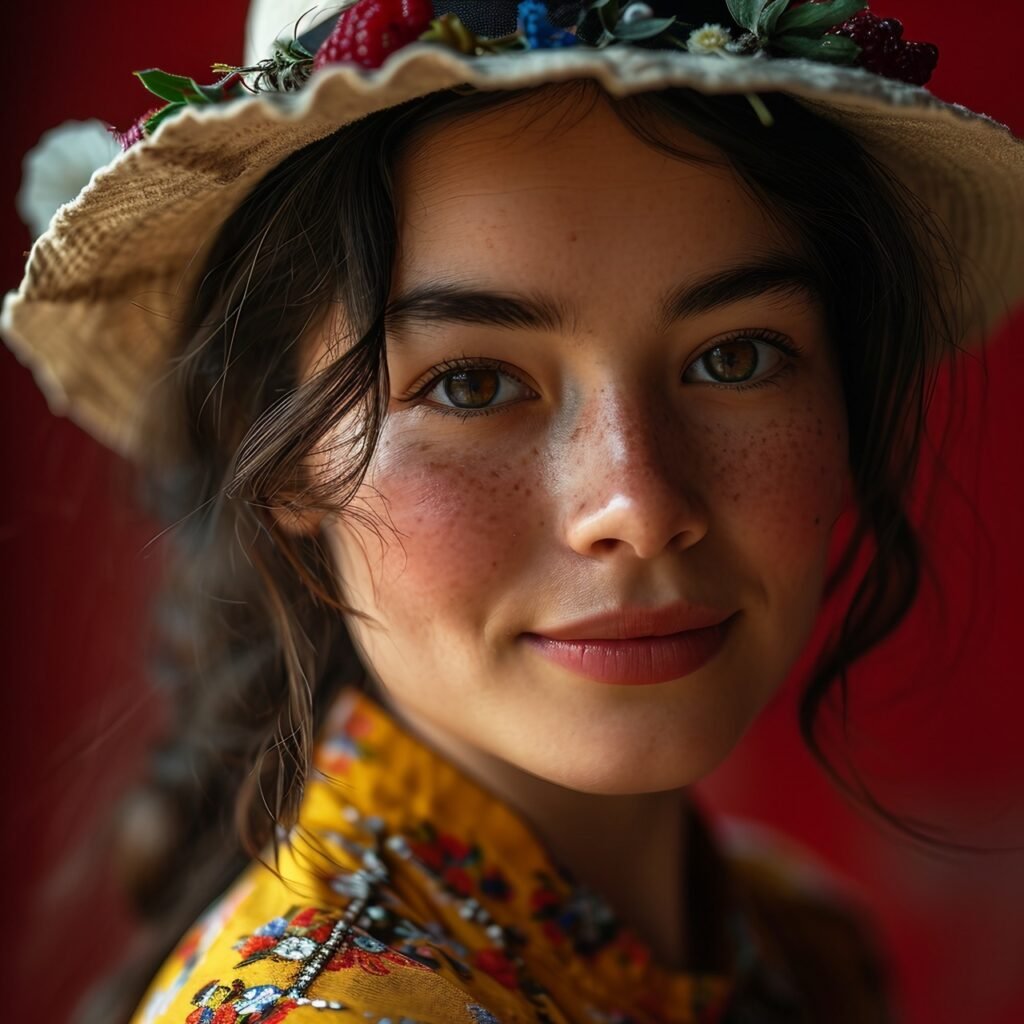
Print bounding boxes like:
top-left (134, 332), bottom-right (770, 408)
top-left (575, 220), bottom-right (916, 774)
top-left (685, 23), bottom-right (733, 54)
top-left (518, 1), bottom-right (578, 49)
top-left (16, 119), bottom-right (121, 239)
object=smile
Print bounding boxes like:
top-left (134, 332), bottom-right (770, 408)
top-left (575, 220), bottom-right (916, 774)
top-left (521, 614), bottom-right (738, 686)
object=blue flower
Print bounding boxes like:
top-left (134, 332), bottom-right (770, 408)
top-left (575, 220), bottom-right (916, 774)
top-left (254, 915), bottom-right (289, 938)
top-left (518, 2), bottom-right (577, 49)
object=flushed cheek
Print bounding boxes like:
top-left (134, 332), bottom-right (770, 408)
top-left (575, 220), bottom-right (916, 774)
top-left (340, 436), bottom-right (544, 618)
top-left (710, 411), bottom-right (848, 562)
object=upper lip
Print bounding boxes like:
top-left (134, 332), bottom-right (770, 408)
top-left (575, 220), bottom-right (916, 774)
top-left (529, 601), bottom-right (735, 641)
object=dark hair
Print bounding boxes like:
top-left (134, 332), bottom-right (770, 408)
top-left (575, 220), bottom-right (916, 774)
top-left (77, 80), bottom-right (969, 1022)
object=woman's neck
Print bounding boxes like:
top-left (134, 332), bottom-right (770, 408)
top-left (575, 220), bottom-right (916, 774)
top-left (380, 693), bottom-right (693, 971)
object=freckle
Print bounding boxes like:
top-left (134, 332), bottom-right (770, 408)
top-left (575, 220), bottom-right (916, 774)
top-left (814, 516), bottom-right (821, 525)
top-left (490, 469), bottom-right (500, 478)
top-left (513, 482), bottom-right (520, 491)
top-left (732, 492), bottom-right (740, 503)
top-left (491, 560), bottom-right (497, 569)
top-left (525, 488), bottom-right (533, 497)
top-left (539, 519), bottom-right (545, 527)
top-left (532, 447), bottom-right (539, 456)
top-left (568, 231), bottom-right (578, 243)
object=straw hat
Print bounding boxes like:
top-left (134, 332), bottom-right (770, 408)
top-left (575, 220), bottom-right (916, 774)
top-left (4, 0), bottom-right (1023, 460)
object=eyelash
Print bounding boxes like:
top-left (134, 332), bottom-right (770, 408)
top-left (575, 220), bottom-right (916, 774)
top-left (397, 328), bottom-right (804, 421)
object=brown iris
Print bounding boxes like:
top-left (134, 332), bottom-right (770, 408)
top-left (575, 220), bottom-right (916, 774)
top-left (702, 340), bottom-right (758, 383)
top-left (444, 369), bottom-right (500, 408)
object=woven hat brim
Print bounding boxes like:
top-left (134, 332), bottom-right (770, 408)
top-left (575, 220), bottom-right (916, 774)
top-left (4, 44), bottom-right (1023, 460)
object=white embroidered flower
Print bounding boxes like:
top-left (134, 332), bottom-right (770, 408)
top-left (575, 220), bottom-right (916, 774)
top-left (16, 119), bottom-right (120, 239)
top-left (686, 22), bottom-right (733, 55)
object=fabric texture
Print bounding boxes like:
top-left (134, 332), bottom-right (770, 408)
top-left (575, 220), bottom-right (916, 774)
top-left (130, 688), bottom-right (894, 1024)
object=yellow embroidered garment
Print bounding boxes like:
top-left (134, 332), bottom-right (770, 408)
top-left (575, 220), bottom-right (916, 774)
top-left (131, 689), bottom-right (893, 1024)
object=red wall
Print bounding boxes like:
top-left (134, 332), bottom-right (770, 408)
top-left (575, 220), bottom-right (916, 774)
top-left (4, 2), bottom-right (1022, 1019)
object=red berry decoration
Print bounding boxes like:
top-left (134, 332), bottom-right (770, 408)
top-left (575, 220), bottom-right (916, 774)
top-left (831, 11), bottom-right (939, 86)
top-left (313, 0), bottom-right (434, 70)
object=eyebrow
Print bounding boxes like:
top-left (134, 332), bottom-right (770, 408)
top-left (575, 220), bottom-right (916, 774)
top-left (383, 253), bottom-right (822, 340)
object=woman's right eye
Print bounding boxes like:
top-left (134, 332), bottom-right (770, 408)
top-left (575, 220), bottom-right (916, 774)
top-left (420, 362), bottom-right (536, 418)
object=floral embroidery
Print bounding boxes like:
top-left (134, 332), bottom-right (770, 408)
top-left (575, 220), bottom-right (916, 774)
top-left (529, 871), bottom-right (625, 959)
top-left (233, 907), bottom-right (335, 968)
top-left (327, 932), bottom-right (432, 976)
top-left (471, 948), bottom-right (520, 990)
top-left (186, 979), bottom-right (297, 1024)
top-left (407, 823), bottom-right (515, 904)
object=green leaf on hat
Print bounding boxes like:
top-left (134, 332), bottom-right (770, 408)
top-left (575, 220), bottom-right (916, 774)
top-left (142, 102), bottom-right (187, 136)
top-left (612, 15), bottom-right (676, 41)
top-left (771, 32), bottom-right (860, 61)
top-left (725, 0), bottom-right (764, 33)
top-left (757, 0), bottom-right (790, 37)
top-left (776, 0), bottom-right (866, 36)
top-left (135, 69), bottom-right (204, 104)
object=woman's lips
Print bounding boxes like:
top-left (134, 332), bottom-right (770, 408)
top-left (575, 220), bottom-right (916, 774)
top-left (522, 613), bottom-right (737, 686)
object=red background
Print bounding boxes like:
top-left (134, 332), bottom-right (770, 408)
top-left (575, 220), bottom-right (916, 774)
top-left (3, 2), bottom-right (1022, 1020)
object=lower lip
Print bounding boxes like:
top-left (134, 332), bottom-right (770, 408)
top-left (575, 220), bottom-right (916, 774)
top-left (522, 615), bottom-right (736, 686)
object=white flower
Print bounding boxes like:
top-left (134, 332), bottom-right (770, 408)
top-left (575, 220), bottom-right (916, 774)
top-left (686, 22), bottom-right (733, 55)
top-left (16, 119), bottom-right (120, 239)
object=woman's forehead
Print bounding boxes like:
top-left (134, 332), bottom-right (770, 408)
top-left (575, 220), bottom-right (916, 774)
top-left (391, 93), bottom-right (790, 307)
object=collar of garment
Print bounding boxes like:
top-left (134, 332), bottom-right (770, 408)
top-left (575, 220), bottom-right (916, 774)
top-left (279, 686), bottom-right (786, 1023)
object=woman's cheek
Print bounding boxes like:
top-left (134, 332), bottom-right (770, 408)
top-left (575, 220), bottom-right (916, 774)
top-left (349, 433), bottom-right (541, 611)
top-left (713, 408), bottom-right (848, 562)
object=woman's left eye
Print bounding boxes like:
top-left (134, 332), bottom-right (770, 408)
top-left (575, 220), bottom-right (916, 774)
top-left (682, 334), bottom-right (798, 389)
top-left (420, 361), bottom-right (535, 417)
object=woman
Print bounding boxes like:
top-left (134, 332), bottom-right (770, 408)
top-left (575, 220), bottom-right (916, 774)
top-left (5, 1), bottom-right (1022, 1022)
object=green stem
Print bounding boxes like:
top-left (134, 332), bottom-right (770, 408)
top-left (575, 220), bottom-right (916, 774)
top-left (744, 90), bottom-right (774, 126)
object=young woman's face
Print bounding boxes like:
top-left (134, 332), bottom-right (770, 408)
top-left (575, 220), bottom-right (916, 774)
top-left (314, 92), bottom-right (849, 795)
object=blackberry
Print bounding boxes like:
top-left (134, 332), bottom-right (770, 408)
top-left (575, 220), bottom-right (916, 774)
top-left (890, 41), bottom-right (940, 87)
top-left (832, 11), bottom-right (939, 86)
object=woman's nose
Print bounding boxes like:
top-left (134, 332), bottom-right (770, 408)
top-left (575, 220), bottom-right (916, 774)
top-left (560, 391), bottom-right (709, 561)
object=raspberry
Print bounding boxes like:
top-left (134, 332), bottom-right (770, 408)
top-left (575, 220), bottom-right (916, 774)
top-left (831, 11), bottom-right (938, 86)
top-left (313, 0), bottom-right (434, 71)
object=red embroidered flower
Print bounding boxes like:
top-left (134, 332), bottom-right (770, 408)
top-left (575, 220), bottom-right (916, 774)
top-left (442, 865), bottom-right (475, 897)
top-left (235, 934), bottom-right (278, 960)
top-left (438, 833), bottom-right (473, 861)
top-left (327, 934), bottom-right (431, 975)
top-left (289, 907), bottom-right (319, 929)
top-left (186, 1007), bottom-right (238, 1024)
top-left (409, 838), bottom-right (446, 873)
top-left (530, 887), bottom-right (561, 914)
top-left (472, 947), bottom-right (520, 989)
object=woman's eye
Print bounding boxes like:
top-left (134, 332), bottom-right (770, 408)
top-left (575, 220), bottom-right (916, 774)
top-left (425, 365), bottom-right (533, 412)
top-left (682, 337), bottom-right (788, 387)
